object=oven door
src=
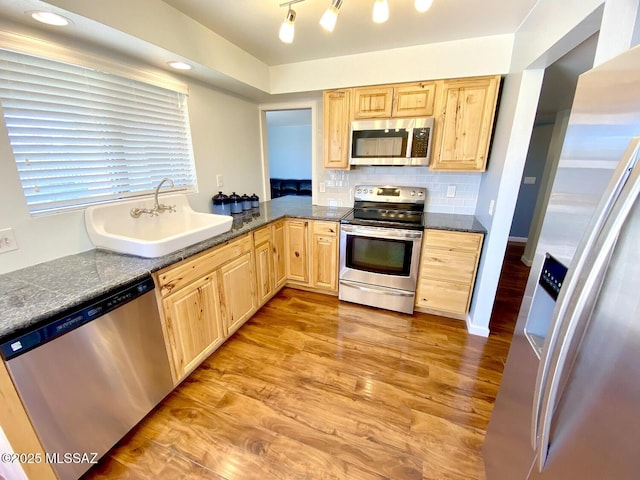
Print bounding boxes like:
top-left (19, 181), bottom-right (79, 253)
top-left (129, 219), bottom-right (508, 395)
top-left (339, 224), bottom-right (422, 313)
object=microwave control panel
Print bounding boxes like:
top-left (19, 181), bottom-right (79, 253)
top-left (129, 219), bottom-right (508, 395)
top-left (411, 128), bottom-right (430, 158)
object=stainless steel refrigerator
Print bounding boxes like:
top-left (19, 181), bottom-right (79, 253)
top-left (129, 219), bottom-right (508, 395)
top-left (483, 44), bottom-right (640, 479)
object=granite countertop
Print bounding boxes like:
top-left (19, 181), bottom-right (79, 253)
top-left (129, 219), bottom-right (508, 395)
top-left (423, 212), bottom-right (486, 233)
top-left (0, 196), bottom-right (485, 342)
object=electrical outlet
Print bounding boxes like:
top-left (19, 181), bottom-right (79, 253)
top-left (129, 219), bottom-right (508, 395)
top-left (0, 228), bottom-right (18, 253)
top-left (319, 182), bottom-right (326, 193)
top-left (489, 200), bottom-right (495, 216)
top-left (216, 174), bottom-right (223, 187)
top-left (524, 176), bottom-right (536, 185)
top-left (446, 185), bottom-right (456, 198)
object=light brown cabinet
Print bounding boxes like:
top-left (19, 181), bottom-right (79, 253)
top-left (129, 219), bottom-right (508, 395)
top-left (161, 274), bottom-right (223, 381)
top-left (284, 219), bottom-right (339, 293)
top-left (272, 220), bottom-right (287, 289)
top-left (285, 219), bottom-right (309, 283)
top-left (352, 85), bottom-right (394, 118)
top-left (310, 221), bottom-right (339, 292)
top-left (219, 251), bottom-right (258, 337)
top-left (254, 225), bottom-right (275, 304)
top-left (323, 89), bottom-right (351, 169)
top-left (415, 229), bottom-right (483, 319)
top-left (154, 234), bottom-right (256, 383)
top-left (431, 75), bottom-right (500, 172)
top-left (352, 82), bottom-right (436, 119)
top-left (253, 220), bottom-right (287, 306)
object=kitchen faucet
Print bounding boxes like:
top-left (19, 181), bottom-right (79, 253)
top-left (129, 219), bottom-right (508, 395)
top-left (130, 178), bottom-right (177, 218)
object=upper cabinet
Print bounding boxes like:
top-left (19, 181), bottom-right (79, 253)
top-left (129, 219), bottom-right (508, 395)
top-left (322, 75), bottom-right (500, 172)
top-left (323, 89), bottom-right (351, 169)
top-left (352, 82), bottom-right (436, 119)
top-left (352, 86), bottom-right (393, 118)
top-left (430, 75), bottom-right (501, 172)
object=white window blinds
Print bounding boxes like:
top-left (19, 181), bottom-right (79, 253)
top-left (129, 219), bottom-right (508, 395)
top-left (0, 49), bottom-right (197, 215)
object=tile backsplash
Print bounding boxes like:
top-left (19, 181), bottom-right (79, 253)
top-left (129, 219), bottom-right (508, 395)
top-left (317, 166), bottom-right (482, 214)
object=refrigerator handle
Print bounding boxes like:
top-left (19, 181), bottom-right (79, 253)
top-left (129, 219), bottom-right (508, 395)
top-left (534, 142), bottom-right (640, 473)
top-left (530, 137), bottom-right (640, 450)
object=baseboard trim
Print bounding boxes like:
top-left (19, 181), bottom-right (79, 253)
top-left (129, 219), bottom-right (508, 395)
top-left (466, 315), bottom-right (490, 337)
top-left (520, 255), bottom-right (533, 267)
top-left (509, 236), bottom-right (528, 243)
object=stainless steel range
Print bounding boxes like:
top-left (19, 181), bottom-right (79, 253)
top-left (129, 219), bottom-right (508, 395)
top-left (339, 185), bottom-right (425, 314)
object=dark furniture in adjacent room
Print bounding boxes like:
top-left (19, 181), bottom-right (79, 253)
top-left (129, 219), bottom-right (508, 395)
top-left (270, 178), bottom-right (312, 198)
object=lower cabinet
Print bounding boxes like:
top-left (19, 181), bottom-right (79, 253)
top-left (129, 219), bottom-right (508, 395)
top-left (153, 219), bottom-right (339, 383)
top-left (285, 219), bottom-right (339, 293)
top-left (415, 229), bottom-right (483, 319)
top-left (219, 251), bottom-right (258, 337)
top-left (285, 219), bottom-right (309, 283)
top-left (310, 221), bottom-right (338, 292)
top-left (161, 274), bottom-right (223, 381)
top-left (154, 234), bottom-right (257, 384)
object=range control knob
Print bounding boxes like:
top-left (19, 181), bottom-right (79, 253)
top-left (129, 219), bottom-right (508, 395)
top-left (418, 191), bottom-right (424, 197)
top-left (356, 188), bottom-right (362, 194)
top-left (410, 190), bottom-right (416, 196)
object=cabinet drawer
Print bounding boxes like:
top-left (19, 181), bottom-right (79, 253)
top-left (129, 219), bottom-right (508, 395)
top-left (253, 225), bottom-right (271, 246)
top-left (424, 230), bottom-right (482, 252)
top-left (312, 221), bottom-right (338, 237)
top-left (156, 234), bottom-right (252, 297)
top-left (416, 277), bottom-right (471, 315)
top-left (420, 249), bottom-right (478, 284)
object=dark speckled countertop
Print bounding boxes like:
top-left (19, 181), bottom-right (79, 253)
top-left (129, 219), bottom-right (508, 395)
top-left (0, 196), bottom-right (485, 342)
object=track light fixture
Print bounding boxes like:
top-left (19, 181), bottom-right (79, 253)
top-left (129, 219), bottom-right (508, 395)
top-left (415, 0), bottom-right (434, 13)
top-left (372, 0), bottom-right (389, 24)
top-left (278, 0), bottom-right (436, 43)
top-left (279, 6), bottom-right (296, 43)
top-left (320, 0), bottom-right (343, 32)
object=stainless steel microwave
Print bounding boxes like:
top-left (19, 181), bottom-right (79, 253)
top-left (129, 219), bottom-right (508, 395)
top-left (349, 117), bottom-right (434, 166)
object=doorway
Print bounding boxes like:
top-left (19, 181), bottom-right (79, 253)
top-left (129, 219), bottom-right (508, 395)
top-left (259, 101), bottom-right (319, 203)
top-left (509, 33), bottom-right (598, 265)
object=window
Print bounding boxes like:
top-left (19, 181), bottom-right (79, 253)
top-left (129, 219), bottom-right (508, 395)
top-left (0, 49), bottom-right (196, 215)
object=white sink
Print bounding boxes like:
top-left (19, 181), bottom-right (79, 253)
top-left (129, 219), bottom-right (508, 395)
top-left (85, 194), bottom-right (233, 258)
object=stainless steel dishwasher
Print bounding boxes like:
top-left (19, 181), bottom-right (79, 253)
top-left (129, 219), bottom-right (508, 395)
top-left (0, 277), bottom-right (173, 480)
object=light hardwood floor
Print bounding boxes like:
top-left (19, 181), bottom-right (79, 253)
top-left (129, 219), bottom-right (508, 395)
top-left (82, 244), bottom-right (528, 480)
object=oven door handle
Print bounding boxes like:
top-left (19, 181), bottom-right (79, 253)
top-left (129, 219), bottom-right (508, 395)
top-left (339, 280), bottom-right (415, 297)
top-left (340, 224), bottom-right (423, 239)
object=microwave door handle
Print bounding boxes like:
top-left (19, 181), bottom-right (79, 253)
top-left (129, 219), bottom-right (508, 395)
top-left (530, 137), bottom-right (640, 449)
top-left (405, 129), bottom-right (414, 158)
top-left (534, 160), bottom-right (640, 473)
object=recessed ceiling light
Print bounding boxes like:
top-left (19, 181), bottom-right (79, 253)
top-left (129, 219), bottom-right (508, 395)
top-left (29, 11), bottom-right (71, 27)
top-left (167, 61), bottom-right (193, 71)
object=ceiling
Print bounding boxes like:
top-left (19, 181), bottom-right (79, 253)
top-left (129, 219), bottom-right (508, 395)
top-left (161, 0), bottom-right (540, 66)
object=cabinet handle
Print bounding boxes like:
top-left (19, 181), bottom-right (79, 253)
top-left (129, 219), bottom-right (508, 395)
top-left (329, 228), bottom-right (335, 233)
top-left (295, 251), bottom-right (300, 258)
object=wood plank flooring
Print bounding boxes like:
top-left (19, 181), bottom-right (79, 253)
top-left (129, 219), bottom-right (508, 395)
top-left (82, 243), bottom-right (529, 480)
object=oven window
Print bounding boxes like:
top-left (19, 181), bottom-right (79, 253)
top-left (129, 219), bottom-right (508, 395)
top-left (346, 235), bottom-right (412, 276)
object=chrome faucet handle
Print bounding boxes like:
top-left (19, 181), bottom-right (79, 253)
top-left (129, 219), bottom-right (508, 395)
top-left (157, 203), bottom-right (176, 213)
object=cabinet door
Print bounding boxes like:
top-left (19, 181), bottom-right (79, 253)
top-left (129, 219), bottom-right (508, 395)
top-left (352, 86), bottom-right (394, 119)
top-left (311, 234), bottom-right (338, 291)
top-left (219, 252), bottom-right (258, 337)
top-left (272, 220), bottom-right (287, 288)
top-left (431, 75), bottom-right (500, 171)
top-left (323, 89), bottom-right (351, 169)
top-left (391, 82), bottom-right (436, 117)
top-left (162, 275), bottom-right (222, 381)
top-left (415, 230), bottom-right (484, 318)
top-left (285, 219), bottom-right (309, 283)
top-left (255, 240), bottom-right (273, 305)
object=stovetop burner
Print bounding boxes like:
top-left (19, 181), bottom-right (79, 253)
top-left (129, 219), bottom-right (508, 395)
top-left (340, 185), bottom-right (426, 230)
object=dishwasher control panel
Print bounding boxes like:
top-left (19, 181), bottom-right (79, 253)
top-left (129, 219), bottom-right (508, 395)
top-left (0, 277), bottom-right (155, 360)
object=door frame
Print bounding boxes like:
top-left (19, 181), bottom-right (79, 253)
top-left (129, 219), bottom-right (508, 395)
top-left (258, 100), bottom-right (319, 203)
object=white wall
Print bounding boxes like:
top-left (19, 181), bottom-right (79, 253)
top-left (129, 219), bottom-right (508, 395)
top-left (270, 34), bottom-right (514, 93)
top-left (0, 61), bottom-right (262, 275)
